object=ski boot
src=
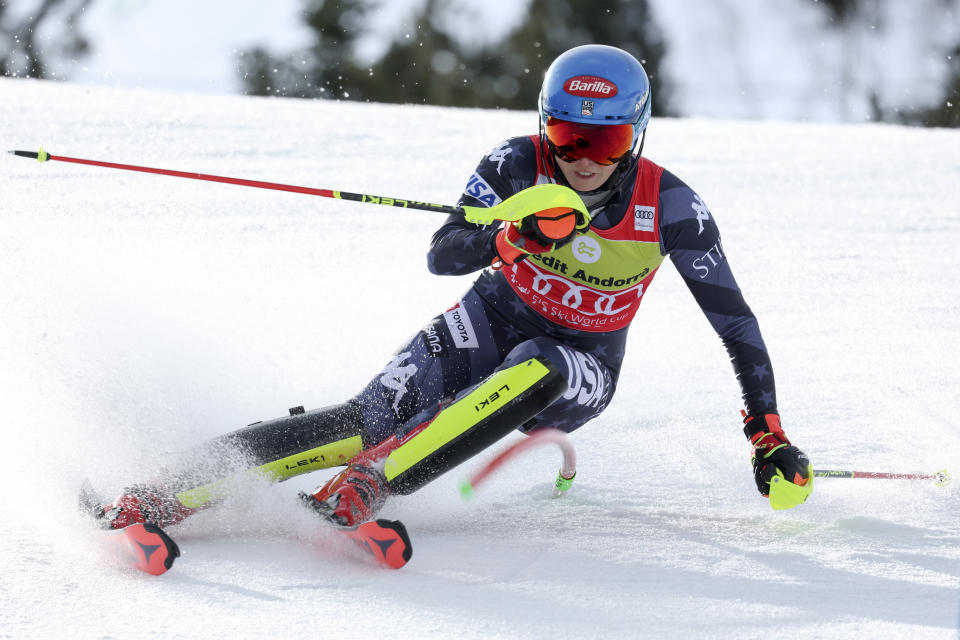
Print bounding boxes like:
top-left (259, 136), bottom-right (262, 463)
top-left (93, 484), bottom-right (198, 530)
top-left (301, 436), bottom-right (399, 527)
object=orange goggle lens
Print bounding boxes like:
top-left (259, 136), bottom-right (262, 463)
top-left (544, 117), bottom-right (635, 166)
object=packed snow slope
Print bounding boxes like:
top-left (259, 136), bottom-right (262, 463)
top-left (1, 78), bottom-right (959, 639)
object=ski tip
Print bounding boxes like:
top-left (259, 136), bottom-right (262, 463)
top-left (344, 519), bottom-right (412, 569)
top-left (118, 522), bottom-right (180, 575)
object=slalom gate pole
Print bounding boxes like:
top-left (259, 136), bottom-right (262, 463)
top-left (460, 429), bottom-right (578, 500)
top-left (7, 147), bottom-right (590, 228)
top-left (814, 468), bottom-right (950, 486)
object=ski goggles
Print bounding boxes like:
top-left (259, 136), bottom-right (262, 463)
top-left (544, 117), bottom-right (635, 166)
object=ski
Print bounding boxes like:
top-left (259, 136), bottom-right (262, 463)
top-left (297, 489), bottom-right (413, 569)
top-left (80, 481), bottom-right (412, 573)
top-left (100, 522), bottom-right (181, 575)
top-left (341, 519), bottom-right (413, 570)
top-left (79, 480), bottom-right (181, 576)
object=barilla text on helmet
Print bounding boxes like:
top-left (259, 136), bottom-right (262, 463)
top-left (563, 76), bottom-right (618, 98)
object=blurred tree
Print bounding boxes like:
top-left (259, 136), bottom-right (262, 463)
top-left (815, 0), bottom-right (858, 23)
top-left (808, 0), bottom-right (879, 122)
top-left (239, 0), bottom-right (369, 99)
top-left (906, 44), bottom-right (959, 127)
top-left (807, 0), bottom-right (960, 127)
top-left (238, 0), bottom-right (673, 116)
top-left (0, 0), bottom-right (93, 79)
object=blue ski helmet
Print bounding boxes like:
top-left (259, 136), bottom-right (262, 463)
top-left (539, 45), bottom-right (652, 155)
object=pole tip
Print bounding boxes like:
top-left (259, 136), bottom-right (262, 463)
top-left (7, 149), bottom-right (45, 161)
top-left (554, 470), bottom-right (576, 495)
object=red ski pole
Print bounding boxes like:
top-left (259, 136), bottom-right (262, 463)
top-left (8, 146), bottom-right (589, 228)
top-left (814, 468), bottom-right (950, 485)
top-left (9, 147), bottom-right (463, 215)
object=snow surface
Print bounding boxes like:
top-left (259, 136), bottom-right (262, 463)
top-left (1, 78), bottom-right (959, 639)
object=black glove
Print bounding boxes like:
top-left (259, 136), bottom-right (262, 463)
top-left (743, 412), bottom-right (813, 509)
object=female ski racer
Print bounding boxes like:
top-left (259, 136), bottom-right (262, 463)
top-left (97, 45), bottom-right (812, 533)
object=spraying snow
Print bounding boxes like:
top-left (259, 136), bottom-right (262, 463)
top-left (1, 78), bottom-right (958, 638)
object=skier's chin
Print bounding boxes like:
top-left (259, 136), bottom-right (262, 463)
top-left (556, 158), bottom-right (617, 192)
top-left (567, 172), bottom-right (606, 192)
